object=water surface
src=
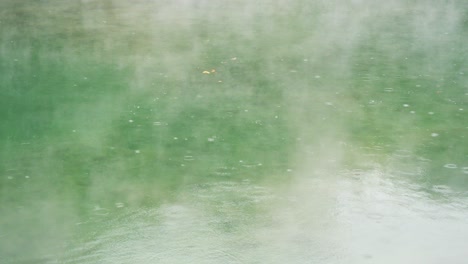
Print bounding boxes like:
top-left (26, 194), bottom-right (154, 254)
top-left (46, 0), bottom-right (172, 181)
top-left (1, 0), bottom-right (467, 263)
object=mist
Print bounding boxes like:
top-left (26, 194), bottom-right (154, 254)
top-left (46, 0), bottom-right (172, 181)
top-left (1, 0), bottom-right (467, 263)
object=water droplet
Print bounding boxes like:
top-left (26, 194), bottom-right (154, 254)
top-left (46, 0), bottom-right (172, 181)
top-left (129, 119), bottom-right (134, 123)
top-left (93, 206), bottom-right (109, 216)
top-left (214, 166), bottom-right (235, 176)
top-left (403, 104), bottom-right (410, 107)
top-left (173, 137), bottom-right (178, 140)
top-left (443, 164), bottom-right (457, 169)
top-left (25, 176), bottom-right (30, 179)
top-left (184, 155), bottom-right (195, 161)
top-left (207, 137), bottom-right (215, 142)
top-left (315, 75), bottom-right (321, 79)
top-left (431, 133), bottom-right (439, 137)
top-left (135, 150), bottom-right (140, 154)
top-left (428, 112), bottom-right (434, 115)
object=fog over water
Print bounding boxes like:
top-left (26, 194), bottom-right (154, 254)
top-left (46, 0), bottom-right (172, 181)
top-left (1, 0), bottom-right (467, 263)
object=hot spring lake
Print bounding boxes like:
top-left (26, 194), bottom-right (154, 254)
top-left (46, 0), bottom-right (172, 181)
top-left (1, 0), bottom-right (467, 263)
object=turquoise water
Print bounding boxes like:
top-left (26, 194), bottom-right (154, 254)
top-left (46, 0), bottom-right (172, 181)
top-left (1, 1), bottom-right (467, 263)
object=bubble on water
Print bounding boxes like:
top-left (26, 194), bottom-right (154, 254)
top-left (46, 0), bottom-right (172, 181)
top-left (153, 121), bottom-right (161, 126)
top-left (129, 119), bottom-right (134, 123)
top-left (410, 111), bottom-right (416, 114)
top-left (7, 176), bottom-right (13, 180)
top-left (415, 84), bottom-right (421, 87)
top-left (207, 137), bottom-right (215, 142)
top-left (135, 150), bottom-right (140, 154)
top-left (274, 115), bottom-right (278, 119)
top-left (173, 137), bottom-right (178, 140)
top-left (428, 112), bottom-right (434, 115)
top-left (315, 75), bottom-right (321, 79)
top-left (25, 175), bottom-right (30, 179)
top-left (431, 133), bottom-right (439, 137)
top-left (459, 108), bottom-right (464, 111)
top-left (384, 88), bottom-right (394, 92)
top-left (443, 164), bottom-right (457, 169)
top-left (115, 202), bottom-right (125, 208)
top-left (287, 169), bottom-right (293, 172)
top-left (72, 130), bottom-right (76, 133)
top-left (325, 102), bottom-right (333, 106)
top-left (463, 167), bottom-right (468, 174)
top-left (403, 104), bottom-right (410, 107)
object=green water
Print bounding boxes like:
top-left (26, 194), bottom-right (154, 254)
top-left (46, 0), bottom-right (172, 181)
top-left (1, 0), bottom-right (467, 263)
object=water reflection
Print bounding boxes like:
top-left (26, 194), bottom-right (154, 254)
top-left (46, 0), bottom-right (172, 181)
top-left (58, 167), bottom-right (468, 263)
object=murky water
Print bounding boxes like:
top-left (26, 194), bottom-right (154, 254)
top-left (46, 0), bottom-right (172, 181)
top-left (1, 0), bottom-right (467, 263)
